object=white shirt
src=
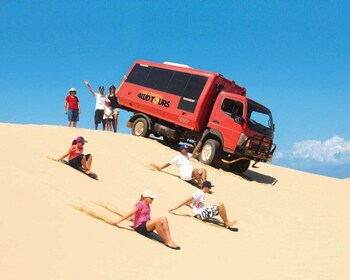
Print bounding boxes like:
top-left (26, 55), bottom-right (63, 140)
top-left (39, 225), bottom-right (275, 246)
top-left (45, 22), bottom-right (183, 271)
top-left (169, 152), bottom-right (193, 181)
top-left (94, 92), bottom-right (106, 110)
top-left (192, 189), bottom-right (205, 216)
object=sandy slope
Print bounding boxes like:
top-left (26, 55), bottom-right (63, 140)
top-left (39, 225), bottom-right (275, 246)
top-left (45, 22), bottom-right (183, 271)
top-left (0, 123), bottom-right (349, 280)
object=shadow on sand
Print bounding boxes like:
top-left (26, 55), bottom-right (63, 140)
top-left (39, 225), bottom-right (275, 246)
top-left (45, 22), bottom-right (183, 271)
top-left (153, 137), bottom-right (278, 186)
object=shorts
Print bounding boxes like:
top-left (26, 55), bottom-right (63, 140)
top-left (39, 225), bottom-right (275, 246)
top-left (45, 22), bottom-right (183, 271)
top-left (181, 168), bottom-right (201, 181)
top-left (68, 109), bottom-right (79, 122)
top-left (68, 154), bottom-right (91, 169)
top-left (111, 108), bottom-right (119, 115)
top-left (194, 204), bottom-right (219, 220)
top-left (135, 221), bottom-right (153, 237)
top-left (95, 109), bottom-right (104, 124)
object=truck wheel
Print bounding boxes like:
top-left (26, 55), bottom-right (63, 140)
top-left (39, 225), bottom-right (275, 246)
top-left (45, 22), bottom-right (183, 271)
top-left (199, 139), bottom-right (221, 167)
top-left (132, 118), bottom-right (150, 137)
top-left (229, 159), bottom-right (251, 173)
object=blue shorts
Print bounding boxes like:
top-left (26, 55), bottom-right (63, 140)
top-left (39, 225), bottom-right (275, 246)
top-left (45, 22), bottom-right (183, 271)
top-left (68, 109), bottom-right (79, 122)
top-left (135, 221), bottom-right (153, 237)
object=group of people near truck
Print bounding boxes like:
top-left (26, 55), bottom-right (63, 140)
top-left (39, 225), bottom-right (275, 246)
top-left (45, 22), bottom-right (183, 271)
top-left (58, 137), bottom-right (237, 250)
top-left (63, 80), bottom-right (120, 132)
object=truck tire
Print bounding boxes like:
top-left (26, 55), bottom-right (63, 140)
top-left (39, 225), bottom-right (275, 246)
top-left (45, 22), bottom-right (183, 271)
top-left (132, 118), bottom-right (150, 137)
top-left (199, 139), bottom-right (221, 167)
top-left (229, 159), bottom-right (251, 173)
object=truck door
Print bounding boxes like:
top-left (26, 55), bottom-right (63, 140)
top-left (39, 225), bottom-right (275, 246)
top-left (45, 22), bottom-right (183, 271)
top-left (209, 97), bottom-right (245, 151)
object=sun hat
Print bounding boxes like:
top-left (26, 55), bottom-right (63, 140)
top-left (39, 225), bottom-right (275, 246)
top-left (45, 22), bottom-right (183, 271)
top-left (179, 144), bottom-right (189, 151)
top-left (202, 181), bottom-right (214, 188)
top-left (76, 136), bottom-right (87, 143)
top-left (68, 88), bottom-right (77, 93)
top-left (142, 189), bottom-right (156, 199)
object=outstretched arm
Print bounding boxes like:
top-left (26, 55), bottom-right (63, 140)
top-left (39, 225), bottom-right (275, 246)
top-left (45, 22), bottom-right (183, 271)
top-left (58, 148), bottom-right (72, 161)
top-left (169, 197), bottom-right (194, 212)
top-left (84, 80), bottom-right (96, 97)
top-left (114, 206), bottom-right (138, 226)
top-left (156, 162), bottom-right (171, 171)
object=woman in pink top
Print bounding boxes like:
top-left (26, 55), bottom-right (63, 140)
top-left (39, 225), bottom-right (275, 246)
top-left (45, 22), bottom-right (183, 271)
top-left (115, 189), bottom-right (180, 250)
top-left (58, 136), bottom-right (94, 175)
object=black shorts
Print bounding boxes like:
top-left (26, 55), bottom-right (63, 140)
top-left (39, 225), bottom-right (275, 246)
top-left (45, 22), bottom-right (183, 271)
top-left (68, 154), bottom-right (91, 169)
top-left (135, 221), bottom-right (153, 237)
top-left (94, 109), bottom-right (104, 124)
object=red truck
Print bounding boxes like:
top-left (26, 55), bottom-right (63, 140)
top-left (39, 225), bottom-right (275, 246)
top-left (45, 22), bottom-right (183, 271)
top-left (117, 60), bottom-right (276, 173)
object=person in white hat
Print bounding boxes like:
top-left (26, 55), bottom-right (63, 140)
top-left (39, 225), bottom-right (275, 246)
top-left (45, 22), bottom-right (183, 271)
top-left (64, 88), bottom-right (80, 127)
top-left (115, 189), bottom-right (180, 250)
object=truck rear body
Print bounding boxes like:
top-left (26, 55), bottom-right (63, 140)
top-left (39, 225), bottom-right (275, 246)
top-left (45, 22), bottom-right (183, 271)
top-left (117, 60), bottom-right (276, 172)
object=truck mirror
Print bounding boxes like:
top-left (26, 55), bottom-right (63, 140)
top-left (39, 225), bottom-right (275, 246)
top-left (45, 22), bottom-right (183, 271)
top-left (234, 116), bottom-right (244, 125)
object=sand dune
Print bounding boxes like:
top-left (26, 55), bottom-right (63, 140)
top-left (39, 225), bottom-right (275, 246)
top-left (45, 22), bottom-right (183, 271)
top-left (0, 123), bottom-right (349, 280)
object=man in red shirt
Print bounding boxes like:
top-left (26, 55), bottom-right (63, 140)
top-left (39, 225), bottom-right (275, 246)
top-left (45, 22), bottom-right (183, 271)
top-left (64, 88), bottom-right (81, 127)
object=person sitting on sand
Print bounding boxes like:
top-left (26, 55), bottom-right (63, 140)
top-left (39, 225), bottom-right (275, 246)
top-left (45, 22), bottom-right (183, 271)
top-left (169, 181), bottom-right (237, 229)
top-left (156, 144), bottom-right (207, 187)
top-left (114, 189), bottom-right (180, 250)
top-left (58, 136), bottom-right (94, 175)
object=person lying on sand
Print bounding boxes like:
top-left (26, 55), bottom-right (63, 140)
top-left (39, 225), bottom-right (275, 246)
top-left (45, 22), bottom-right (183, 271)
top-left (169, 181), bottom-right (237, 229)
top-left (156, 144), bottom-right (207, 187)
top-left (58, 136), bottom-right (94, 175)
top-left (114, 189), bottom-right (180, 250)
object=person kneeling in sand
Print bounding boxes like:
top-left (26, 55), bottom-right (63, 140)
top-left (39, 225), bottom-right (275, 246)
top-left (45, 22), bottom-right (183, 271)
top-left (156, 144), bottom-right (207, 187)
top-left (169, 181), bottom-right (237, 228)
top-left (58, 136), bottom-right (94, 175)
top-left (114, 189), bottom-right (180, 250)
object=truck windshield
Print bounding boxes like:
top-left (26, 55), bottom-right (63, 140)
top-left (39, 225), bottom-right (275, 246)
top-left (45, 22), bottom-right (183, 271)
top-left (247, 100), bottom-right (274, 136)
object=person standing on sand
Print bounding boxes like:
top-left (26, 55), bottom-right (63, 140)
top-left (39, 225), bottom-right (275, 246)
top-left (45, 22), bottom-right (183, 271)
top-left (115, 189), bottom-right (180, 250)
top-left (169, 181), bottom-right (237, 229)
top-left (103, 99), bottom-right (113, 131)
top-left (156, 144), bottom-right (207, 187)
top-left (106, 84), bottom-right (120, 133)
top-left (64, 88), bottom-right (80, 127)
top-left (58, 136), bottom-right (94, 175)
top-left (84, 80), bottom-right (106, 130)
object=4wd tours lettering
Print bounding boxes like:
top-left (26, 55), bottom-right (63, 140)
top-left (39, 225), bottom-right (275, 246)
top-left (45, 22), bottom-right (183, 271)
top-left (137, 90), bottom-right (170, 108)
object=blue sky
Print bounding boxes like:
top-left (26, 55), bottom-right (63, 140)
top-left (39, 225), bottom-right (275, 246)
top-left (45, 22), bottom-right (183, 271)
top-left (1, 1), bottom-right (349, 178)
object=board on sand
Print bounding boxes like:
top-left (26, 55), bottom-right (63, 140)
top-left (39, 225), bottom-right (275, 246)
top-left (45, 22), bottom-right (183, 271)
top-left (169, 210), bottom-right (238, 232)
top-left (56, 159), bottom-right (98, 180)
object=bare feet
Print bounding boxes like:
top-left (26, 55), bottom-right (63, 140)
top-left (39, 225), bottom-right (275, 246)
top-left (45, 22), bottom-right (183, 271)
top-left (225, 220), bottom-right (237, 228)
top-left (165, 243), bottom-right (181, 250)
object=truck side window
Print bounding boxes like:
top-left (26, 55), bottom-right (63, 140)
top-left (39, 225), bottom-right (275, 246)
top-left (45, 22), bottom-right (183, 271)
top-left (221, 99), bottom-right (243, 119)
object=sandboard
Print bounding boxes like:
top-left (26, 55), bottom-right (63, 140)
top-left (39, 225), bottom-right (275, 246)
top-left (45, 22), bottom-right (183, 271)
top-left (58, 159), bottom-right (98, 180)
top-left (169, 210), bottom-right (238, 232)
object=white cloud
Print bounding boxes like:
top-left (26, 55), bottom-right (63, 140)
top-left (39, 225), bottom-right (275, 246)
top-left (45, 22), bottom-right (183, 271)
top-left (287, 136), bottom-right (350, 164)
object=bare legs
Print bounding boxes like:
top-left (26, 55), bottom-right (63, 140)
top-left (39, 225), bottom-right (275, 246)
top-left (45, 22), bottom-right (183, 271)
top-left (67, 121), bottom-right (77, 127)
top-left (81, 155), bottom-right (93, 174)
top-left (112, 114), bottom-right (118, 133)
top-left (192, 168), bottom-right (207, 187)
top-left (217, 202), bottom-right (237, 228)
top-left (146, 217), bottom-right (179, 248)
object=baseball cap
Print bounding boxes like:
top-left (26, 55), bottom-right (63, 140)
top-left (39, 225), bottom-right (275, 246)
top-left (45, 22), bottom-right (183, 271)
top-left (202, 181), bottom-right (214, 188)
top-left (142, 189), bottom-right (156, 199)
top-left (179, 144), bottom-right (189, 151)
top-left (99, 85), bottom-right (104, 90)
top-left (68, 88), bottom-right (77, 93)
top-left (76, 136), bottom-right (87, 143)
